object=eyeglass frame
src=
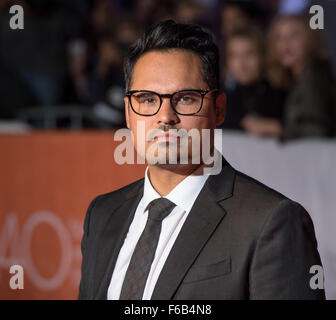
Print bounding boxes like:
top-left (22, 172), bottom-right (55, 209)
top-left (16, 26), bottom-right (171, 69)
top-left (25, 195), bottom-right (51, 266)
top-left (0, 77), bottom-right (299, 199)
top-left (125, 88), bottom-right (218, 116)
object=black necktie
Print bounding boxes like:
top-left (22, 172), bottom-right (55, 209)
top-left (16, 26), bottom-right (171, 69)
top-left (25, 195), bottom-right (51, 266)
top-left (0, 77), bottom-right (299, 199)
top-left (119, 197), bottom-right (176, 300)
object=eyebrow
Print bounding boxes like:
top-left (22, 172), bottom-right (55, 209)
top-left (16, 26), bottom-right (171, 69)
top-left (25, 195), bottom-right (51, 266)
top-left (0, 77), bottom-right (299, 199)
top-left (130, 88), bottom-right (208, 94)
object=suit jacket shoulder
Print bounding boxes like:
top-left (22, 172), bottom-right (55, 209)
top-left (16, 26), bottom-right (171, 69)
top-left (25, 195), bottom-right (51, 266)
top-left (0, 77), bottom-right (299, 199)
top-left (84, 178), bottom-right (144, 238)
top-left (94, 177), bottom-right (144, 208)
top-left (220, 169), bottom-right (314, 245)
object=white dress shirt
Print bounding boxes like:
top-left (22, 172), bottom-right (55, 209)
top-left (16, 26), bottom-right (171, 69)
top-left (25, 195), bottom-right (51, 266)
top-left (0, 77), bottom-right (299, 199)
top-left (107, 166), bottom-right (210, 300)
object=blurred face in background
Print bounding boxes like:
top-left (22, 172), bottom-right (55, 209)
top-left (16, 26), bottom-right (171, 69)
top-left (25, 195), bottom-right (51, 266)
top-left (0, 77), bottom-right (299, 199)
top-left (116, 21), bottom-right (140, 46)
top-left (98, 40), bottom-right (122, 64)
top-left (226, 36), bottom-right (262, 85)
top-left (91, 0), bottom-right (110, 32)
top-left (273, 18), bottom-right (310, 72)
top-left (221, 5), bottom-right (248, 38)
top-left (175, 1), bottom-right (205, 24)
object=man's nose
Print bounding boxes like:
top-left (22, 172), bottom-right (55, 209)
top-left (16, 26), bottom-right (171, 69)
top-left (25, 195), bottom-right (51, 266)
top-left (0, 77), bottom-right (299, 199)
top-left (156, 98), bottom-right (179, 124)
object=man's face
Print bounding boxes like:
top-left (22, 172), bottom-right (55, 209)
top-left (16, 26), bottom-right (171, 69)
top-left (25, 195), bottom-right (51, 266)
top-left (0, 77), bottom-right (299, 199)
top-left (124, 49), bottom-right (225, 166)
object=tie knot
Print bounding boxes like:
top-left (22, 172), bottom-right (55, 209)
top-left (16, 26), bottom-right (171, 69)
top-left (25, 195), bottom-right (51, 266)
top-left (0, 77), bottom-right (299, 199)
top-left (146, 198), bottom-right (176, 221)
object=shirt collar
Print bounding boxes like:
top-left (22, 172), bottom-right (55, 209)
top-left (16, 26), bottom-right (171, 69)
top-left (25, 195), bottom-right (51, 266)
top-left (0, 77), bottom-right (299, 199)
top-left (142, 166), bottom-right (210, 214)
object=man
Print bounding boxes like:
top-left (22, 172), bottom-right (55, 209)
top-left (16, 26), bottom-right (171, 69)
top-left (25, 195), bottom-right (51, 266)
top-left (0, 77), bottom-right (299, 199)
top-left (78, 20), bottom-right (325, 300)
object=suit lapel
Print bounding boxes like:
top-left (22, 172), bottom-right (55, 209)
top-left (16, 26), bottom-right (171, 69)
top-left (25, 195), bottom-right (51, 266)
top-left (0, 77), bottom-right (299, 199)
top-left (151, 159), bottom-right (236, 299)
top-left (93, 181), bottom-right (144, 299)
top-left (151, 188), bottom-right (226, 299)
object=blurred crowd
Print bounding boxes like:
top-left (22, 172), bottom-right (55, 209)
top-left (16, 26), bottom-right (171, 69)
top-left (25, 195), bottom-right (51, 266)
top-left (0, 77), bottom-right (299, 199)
top-left (0, 0), bottom-right (335, 141)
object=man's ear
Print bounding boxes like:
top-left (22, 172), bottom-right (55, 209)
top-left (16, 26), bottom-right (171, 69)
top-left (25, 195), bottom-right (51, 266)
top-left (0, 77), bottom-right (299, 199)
top-left (124, 97), bottom-right (130, 129)
top-left (215, 92), bottom-right (226, 127)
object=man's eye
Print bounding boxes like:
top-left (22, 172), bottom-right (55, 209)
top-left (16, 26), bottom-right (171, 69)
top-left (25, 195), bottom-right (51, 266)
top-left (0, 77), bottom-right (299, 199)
top-left (145, 98), bottom-right (155, 103)
top-left (179, 95), bottom-right (195, 103)
top-left (136, 94), bottom-right (157, 104)
top-left (182, 96), bottom-right (193, 101)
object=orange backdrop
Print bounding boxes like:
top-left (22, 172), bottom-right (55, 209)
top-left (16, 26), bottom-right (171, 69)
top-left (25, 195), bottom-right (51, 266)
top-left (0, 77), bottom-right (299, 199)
top-left (0, 131), bottom-right (145, 299)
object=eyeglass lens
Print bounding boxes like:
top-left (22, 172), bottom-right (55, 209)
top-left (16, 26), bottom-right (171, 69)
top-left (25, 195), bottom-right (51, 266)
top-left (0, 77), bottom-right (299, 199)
top-left (130, 91), bottom-right (203, 115)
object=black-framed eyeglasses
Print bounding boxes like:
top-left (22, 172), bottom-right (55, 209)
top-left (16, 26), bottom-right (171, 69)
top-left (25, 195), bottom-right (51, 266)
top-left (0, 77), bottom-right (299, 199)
top-left (125, 89), bottom-right (218, 116)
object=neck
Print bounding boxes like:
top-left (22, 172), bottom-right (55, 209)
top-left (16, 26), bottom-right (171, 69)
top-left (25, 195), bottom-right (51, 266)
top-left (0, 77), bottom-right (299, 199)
top-left (148, 163), bottom-right (203, 196)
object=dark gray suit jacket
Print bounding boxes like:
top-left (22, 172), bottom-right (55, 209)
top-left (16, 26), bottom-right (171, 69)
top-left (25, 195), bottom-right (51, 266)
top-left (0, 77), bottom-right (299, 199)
top-left (78, 158), bottom-right (325, 300)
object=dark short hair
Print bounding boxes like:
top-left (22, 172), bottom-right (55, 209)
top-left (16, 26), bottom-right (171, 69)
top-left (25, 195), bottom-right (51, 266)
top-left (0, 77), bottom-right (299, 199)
top-left (123, 20), bottom-right (219, 92)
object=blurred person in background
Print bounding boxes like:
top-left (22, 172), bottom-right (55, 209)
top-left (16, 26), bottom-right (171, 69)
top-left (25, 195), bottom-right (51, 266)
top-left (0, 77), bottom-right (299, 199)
top-left (86, 31), bottom-right (126, 128)
top-left (113, 17), bottom-right (141, 55)
top-left (68, 0), bottom-right (116, 104)
top-left (219, 1), bottom-right (267, 41)
top-left (174, 0), bottom-right (208, 24)
top-left (130, 0), bottom-right (158, 28)
top-left (0, 0), bottom-right (35, 118)
top-left (220, 1), bottom-right (251, 39)
top-left (218, 1), bottom-right (264, 91)
top-left (0, 0), bottom-right (82, 108)
top-left (85, 32), bottom-right (124, 103)
top-left (125, 0), bottom-right (176, 29)
top-left (149, 1), bottom-right (176, 25)
top-left (68, 2), bottom-right (141, 128)
top-left (220, 27), bottom-right (286, 136)
top-left (266, 14), bottom-right (336, 140)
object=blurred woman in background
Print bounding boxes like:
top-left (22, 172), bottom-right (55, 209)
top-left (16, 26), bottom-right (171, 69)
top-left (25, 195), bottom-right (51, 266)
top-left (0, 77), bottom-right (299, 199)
top-left (267, 14), bottom-right (336, 140)
top-left (220, 28), bottom-right (286, 136)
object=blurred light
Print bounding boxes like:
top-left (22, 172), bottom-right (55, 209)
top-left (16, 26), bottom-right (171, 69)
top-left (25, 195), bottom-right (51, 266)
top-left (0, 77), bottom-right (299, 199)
top-left (278, 0), bottom-right (310, 15)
